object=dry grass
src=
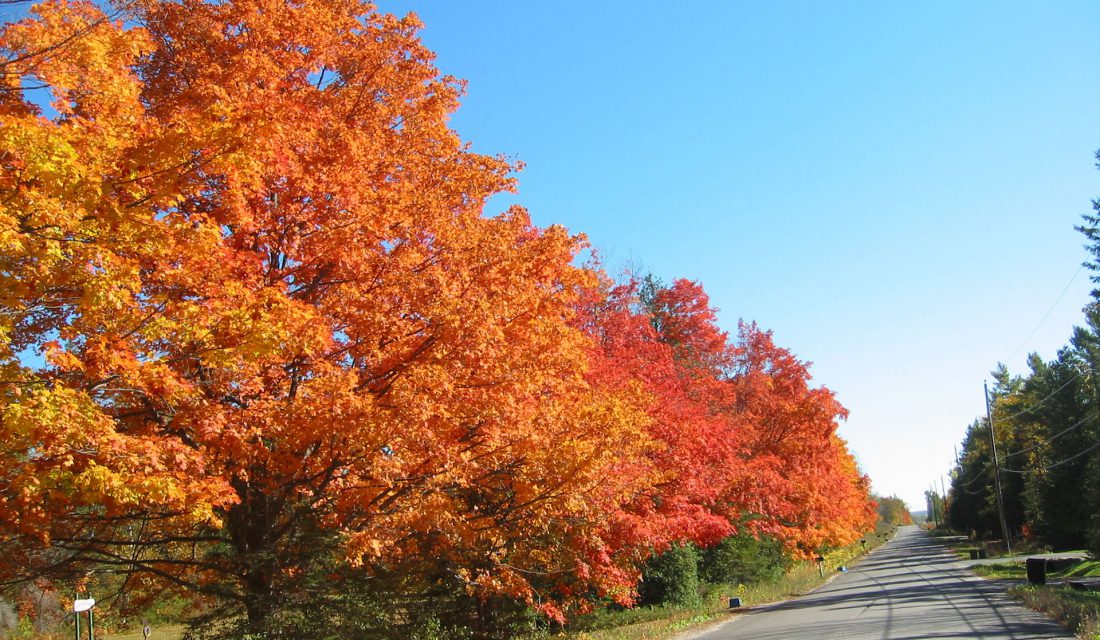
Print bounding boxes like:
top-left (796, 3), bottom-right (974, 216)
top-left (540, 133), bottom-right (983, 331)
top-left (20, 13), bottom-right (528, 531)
top-left (972, 562), bottom-right (1027, 579)
top-left (101, 624), bottom-right (185, 640)
top-left (566, 611), bottom-right (725, 640)
top-left (970, 555), bottom-right (1100, 639)
top-left (1010, 585), bottom-right (1100, 640)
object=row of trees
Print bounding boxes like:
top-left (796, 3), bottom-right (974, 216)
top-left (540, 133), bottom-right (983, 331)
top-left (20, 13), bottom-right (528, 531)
top-left (948, 159), bottom-right (1100, 555)
top-left (0, 0), bottom-right (876, 636)
top-left (876, 495), bottom-right (913, 529)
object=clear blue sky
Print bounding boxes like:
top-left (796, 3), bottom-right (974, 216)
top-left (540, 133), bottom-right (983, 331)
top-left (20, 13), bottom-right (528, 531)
top-left (374, 0), bottom-right (1100, 510)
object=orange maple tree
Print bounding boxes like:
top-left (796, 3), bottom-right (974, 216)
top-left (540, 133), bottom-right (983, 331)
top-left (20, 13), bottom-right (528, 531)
top-left (725, 322), bottom-right (876, 552)
top-left (0, 0), bottom-right (656, 627)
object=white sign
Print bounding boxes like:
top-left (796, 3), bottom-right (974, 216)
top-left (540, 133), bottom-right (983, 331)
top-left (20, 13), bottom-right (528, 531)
top-left (73, 598), bottom-right (95, 613)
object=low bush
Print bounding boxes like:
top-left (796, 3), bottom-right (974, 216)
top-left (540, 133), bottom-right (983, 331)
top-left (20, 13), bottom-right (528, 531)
top-left (698, 533), bottom-right (788, 587)
top-left (638, 543), bottom-right (701, 607)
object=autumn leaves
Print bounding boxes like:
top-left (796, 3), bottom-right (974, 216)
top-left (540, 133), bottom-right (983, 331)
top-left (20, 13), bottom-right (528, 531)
top-left (0, 0), bottom-right (874, 628)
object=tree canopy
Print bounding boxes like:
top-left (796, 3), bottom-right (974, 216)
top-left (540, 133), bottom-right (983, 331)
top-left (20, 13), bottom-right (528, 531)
top-left (0, 0), bottom-right (877, 634)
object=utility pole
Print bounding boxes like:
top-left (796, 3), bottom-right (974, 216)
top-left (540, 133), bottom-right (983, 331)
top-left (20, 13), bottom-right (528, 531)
top-left (928, 484), bottom-right (938, 526)
top-left (927, 486), bottom-right (932, 526)
top-left (984, 381), bottom-right (1012, 555)
top-left (940, 474), bottom-right (947, 523)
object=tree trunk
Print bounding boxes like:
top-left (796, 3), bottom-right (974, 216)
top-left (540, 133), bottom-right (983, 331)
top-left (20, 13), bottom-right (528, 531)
top-left (228, 478), bottom-right (280, 635)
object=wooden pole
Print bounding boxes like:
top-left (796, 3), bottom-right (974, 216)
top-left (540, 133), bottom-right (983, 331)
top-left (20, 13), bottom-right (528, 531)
top-left (985, 381), bottom-right (1012, 555)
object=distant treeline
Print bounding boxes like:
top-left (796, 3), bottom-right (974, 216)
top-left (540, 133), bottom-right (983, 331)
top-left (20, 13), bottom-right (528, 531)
top-left (876, 495), bottom-right (913, 528)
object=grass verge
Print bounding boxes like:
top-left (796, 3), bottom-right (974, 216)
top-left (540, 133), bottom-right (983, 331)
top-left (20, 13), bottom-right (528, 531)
top-left (925, 528), bottom-right (1054, 560)
top-left (103, 624), bottom-right (187, 640)
top-left (1010, 585), bottom-right (1100, 640)
top-left (973, 558), bottom-right (1099, 581)
top-left (972, 562), bottom-right (1027, 579)
top-left (969, 557), bottom-right (1099, 639)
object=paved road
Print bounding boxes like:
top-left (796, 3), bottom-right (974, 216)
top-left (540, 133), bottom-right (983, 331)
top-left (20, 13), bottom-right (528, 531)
top-left (691, 525), bottom-right (1072, 639)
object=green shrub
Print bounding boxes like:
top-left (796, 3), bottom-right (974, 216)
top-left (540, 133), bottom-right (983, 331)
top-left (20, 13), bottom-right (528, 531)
top-left (638, 543), bottom-right (701, 607)
top-left (698, 533), bottom-right (789, 586)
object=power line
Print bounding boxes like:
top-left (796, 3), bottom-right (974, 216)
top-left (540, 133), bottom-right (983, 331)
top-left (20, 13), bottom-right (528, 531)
top-left (961, 414), bottom-right (1096, 482)
top-left (1002, 438), bottom-right (1100, 474)
top-left (961, 483), bottom-right (988, 496)
top-left (1003, 264), bottom-right (1085, 365)
top-left (997, 373), bottom-right (1081, 422)
top-left (1002, 413), bottom-right (1096, 460)
top-left (953, 265), bottom-right (1092, 495)
top-left (956, 465), bottom-right (989, 489)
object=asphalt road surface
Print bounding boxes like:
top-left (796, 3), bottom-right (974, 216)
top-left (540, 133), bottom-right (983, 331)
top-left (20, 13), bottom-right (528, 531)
top-left (691, 525), bottom-right (1073, 639)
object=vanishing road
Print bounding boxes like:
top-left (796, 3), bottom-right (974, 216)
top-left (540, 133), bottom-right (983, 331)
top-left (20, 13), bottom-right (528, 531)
top-left (693, 525), bottom-right (1072, 639)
